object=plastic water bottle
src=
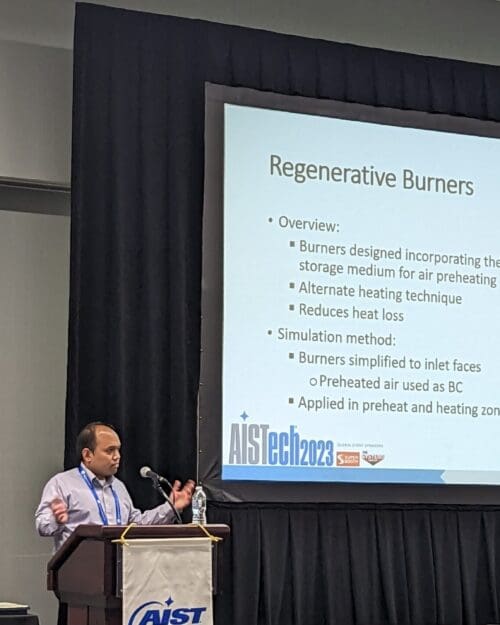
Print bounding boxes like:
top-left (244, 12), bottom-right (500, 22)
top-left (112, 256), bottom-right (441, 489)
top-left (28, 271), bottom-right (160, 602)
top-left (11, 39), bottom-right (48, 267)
top-left (192, 485), bottom-right (207, 525)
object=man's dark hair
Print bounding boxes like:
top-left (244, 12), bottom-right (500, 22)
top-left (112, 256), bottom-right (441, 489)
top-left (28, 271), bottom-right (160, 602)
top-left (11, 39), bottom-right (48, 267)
top-left (76, 422), bottom-right (117, 463)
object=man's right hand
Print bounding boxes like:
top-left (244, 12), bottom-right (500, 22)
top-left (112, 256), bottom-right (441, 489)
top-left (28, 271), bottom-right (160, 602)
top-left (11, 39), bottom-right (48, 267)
top-left (50, 497), bottom-right (69, 524)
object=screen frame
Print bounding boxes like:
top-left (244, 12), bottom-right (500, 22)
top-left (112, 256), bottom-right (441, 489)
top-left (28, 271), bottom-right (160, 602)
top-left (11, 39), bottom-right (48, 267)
top-left (199, 81), bottom-right (500, 504)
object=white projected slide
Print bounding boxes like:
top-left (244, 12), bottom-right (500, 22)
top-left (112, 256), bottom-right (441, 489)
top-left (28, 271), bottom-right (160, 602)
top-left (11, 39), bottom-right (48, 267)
top-left (222, 103), bottom-right (500, 485)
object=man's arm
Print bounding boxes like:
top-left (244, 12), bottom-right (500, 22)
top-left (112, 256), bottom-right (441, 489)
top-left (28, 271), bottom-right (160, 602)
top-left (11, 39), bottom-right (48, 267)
top-left (35, 476), bottom-right (68, 537)
top-left (124, 479), bottom-right (195, 525)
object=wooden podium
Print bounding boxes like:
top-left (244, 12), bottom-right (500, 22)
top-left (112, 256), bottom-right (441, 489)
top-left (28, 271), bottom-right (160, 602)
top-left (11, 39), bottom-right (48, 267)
top-left (47, 524), bottom-right (230, 625)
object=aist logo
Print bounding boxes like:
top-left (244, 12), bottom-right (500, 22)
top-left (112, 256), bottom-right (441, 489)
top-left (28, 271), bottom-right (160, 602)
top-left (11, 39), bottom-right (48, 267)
top-left (128, 597), bottom-right (207, 625)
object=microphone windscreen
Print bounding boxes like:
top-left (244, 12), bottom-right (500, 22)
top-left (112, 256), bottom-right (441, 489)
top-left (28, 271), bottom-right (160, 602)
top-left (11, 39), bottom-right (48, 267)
top-left (140, 466), bottom-right (152, 478)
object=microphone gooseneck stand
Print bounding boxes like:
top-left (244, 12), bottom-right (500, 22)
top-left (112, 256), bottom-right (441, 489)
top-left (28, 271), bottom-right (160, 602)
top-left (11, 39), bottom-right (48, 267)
top-left (150, 476), bottom-right (183, 525)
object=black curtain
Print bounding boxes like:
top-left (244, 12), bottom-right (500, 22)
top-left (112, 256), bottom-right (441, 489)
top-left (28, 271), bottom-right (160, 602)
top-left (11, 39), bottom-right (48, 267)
top-left (68, 3), bottom-right (500, 624)
top-left (211, 501), bottom-right (500, 625)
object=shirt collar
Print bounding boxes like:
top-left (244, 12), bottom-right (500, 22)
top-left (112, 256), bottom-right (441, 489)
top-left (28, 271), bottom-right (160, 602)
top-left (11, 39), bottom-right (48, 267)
top-left (79, 463), bottom-right (115, 486)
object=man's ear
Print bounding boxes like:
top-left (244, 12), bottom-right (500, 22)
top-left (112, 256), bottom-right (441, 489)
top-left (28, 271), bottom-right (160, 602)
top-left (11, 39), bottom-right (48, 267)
top-left (81, 448), bottom-right (93, 463)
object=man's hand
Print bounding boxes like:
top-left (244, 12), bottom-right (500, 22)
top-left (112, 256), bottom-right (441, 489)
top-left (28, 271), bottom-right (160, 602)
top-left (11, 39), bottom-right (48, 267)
top-left (50, 497), bottom-right (69, 524)
top-left (170, 479), bottom-right (196, 511)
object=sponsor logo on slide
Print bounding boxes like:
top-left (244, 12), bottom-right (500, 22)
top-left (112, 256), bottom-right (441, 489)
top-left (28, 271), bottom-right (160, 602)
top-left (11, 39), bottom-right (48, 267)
top-left (227, 411), bottom-right (335, 468)
top-left (362, 451), bottom-right (385, 466)
top-left (127, 597), bottom-right (207, 625)
top-left (336, 451), bottom-right (360, 467)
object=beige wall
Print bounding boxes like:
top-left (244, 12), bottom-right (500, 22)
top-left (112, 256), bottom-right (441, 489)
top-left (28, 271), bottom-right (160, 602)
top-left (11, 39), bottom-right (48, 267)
top-left (0, 40), bottom-right (72, 184)
top-left (0, 209), bottom-right (70, 625)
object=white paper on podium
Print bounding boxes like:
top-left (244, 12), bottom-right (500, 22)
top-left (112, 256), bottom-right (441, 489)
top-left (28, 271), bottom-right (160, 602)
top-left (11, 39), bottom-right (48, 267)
top-left (122, 537), bottom-right (213, 625)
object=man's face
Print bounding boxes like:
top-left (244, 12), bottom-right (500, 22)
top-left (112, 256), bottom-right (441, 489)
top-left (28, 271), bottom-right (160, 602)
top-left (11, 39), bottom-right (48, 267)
top-left (82, 426), bottom-right (121, 479)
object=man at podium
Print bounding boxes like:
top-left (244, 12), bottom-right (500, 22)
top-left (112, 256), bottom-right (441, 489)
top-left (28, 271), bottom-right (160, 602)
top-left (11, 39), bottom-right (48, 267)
top-left (35, 422), bottom-right (195, 551)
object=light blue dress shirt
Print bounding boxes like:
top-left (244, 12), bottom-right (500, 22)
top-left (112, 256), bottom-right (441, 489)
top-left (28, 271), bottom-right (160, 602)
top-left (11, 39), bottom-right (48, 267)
top-left (35, 465), bottom-right (175, 551)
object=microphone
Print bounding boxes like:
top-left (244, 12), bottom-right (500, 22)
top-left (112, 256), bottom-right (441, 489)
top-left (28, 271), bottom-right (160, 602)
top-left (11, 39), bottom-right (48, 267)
top-left (139, 466), bottom-right (183, 525)
top-left (140, 466), bottom-right (172, 487)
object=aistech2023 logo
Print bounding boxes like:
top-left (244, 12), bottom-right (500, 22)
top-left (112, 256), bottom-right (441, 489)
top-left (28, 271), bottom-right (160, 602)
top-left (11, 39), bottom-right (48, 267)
top-left (127, 597), bottom-right (207, 625)
top-left (227, 411), bottom-right (334, 467)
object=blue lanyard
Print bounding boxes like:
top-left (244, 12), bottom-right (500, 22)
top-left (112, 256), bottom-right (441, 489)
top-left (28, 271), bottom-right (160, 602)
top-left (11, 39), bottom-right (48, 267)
top-left (78, 465), bottom-right (122, 525)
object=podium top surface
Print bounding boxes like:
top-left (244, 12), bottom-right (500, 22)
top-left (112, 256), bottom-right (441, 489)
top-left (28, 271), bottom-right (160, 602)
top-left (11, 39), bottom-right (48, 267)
top-left (47, 524), bottom-right (230, 574)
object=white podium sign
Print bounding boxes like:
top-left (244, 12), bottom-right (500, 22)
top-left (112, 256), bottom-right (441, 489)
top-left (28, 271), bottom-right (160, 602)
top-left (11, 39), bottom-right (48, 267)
top-left (122, 537), bottom-right (213, 625)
